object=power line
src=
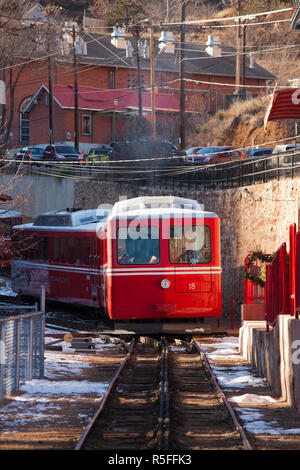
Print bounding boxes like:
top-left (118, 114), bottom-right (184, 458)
top-left (162, 6), bottom-right (293, 26)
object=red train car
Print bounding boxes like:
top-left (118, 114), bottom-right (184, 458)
top-left (104, 197), bottom-right (222, 321)
top-left (0, 210), bottom-right (22, 268)
top-left (11, 209), bottom-right (108, 307)
top-left (11, 197), bottom-right (222, 327)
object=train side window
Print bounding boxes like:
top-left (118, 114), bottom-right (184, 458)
top-left (35, 237), bottom-right (42, 260)
top-left (60, 238), bottom-right (66, 264)
top-left (67, 238), bottom-right (75, 264)
top-left (91, 238), bottom-right (96, 256)
top-left (42, 237), bottom-right (48, 262)
top-left (83, 238), bottom-right (90, 265)
top-left (169, 225), bottom-right (212, 264)
top-left (28, 236), bottom-right (36, 260)
top-left (52, 237), bottom-right (59, 262)
top-left (75, 238), bottom-right (81, 265)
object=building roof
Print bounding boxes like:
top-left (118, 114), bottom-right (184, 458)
top-left (76, 32), bottom-right (276, 82)
top-left (264, 88), bottom-right (300, 128)
top-left (24, 84), bottom-right (180, 114)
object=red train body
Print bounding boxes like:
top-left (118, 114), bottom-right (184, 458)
top-left (10, 197), bottom-right (222, 324)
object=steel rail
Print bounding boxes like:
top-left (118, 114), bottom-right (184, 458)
top-left (158, 337), bottom-right (169, 450)
top-left (74, 337), bottom-right (136, 450)
top-left (193, 340), bottom-right (253, 451)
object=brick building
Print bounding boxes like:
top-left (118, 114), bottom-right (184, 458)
top-left (23, 83), bottom-right (180, 151)
top-left (10, 29), bottom-right (275, 151)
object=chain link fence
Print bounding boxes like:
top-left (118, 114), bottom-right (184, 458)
top-left (0, 306), bottom-right (45, 401)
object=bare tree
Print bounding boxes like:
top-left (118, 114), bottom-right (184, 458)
top-left (0, 1), bottom-right (63, 151)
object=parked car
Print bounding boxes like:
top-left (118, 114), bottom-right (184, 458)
top-left (185, 146), bottom-right (203, 156)
top-left (86, 146), bottom-right (113, 165)
top-left (185, 146), bottom-right (241, 164)
top-left (42, 144), bottom-right (81, 162)
top-left (271, 144), bottom-right (300, 172)
top-left (241, 148), bottom-right (273, 159)
top-left (272, 144), bottom-right (300, 154)
top-left (110, 138), bottom-right (185, 163)
top-left (184, 147), bottom-right (203, 163)
top-left (15, 146), bottom-right (44, 162)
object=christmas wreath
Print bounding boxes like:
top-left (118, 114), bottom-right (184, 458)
top-left (244, 250), bottom-right (274, 287)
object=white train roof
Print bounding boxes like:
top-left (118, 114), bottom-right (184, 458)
top-left (109, 196), bottom-right (218, 219)
top-left (14, 208), bottom-right (110, 232)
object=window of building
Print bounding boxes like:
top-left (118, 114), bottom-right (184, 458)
top-left (19, 97), bottom-right (32, 143)
top-left (82, 115), bottom-right (92, 135)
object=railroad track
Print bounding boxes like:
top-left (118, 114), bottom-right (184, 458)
top-left (75, 337), bottom-right (252, 451)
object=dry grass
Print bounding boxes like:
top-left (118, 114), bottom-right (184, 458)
top-left (186, 93), bottom-right (296, 150)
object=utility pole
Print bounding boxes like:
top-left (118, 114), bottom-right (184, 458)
top-left (241, 23), bottom-right (247, 98)
top-left (47, 13), bottom-right (54, 145)
top-left (48, 56), bottom-right (54, 144)
top-left (150, 27), bottom-right (156, 137)
top-left (73, 24), bottom-right (79, 152)
top-left (133, 25), bottom-right (143, 136)
top-left (179, 0), bottom-right (186, 151)
top-left (235, 0), bottom-right (242, 95)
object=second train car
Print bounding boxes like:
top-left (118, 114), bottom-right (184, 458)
top-left (10, 197), bottom-right (222, 325)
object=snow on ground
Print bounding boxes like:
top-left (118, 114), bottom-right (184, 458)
top-left (203, 336), bottom-right (300, 436)
top-left (0, 277), bottom-right (17, 297)
top-left (0, 327), bottom-right (120, 433)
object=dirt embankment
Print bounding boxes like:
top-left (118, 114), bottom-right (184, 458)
top-left (188, 95), bottom-right (297, 150)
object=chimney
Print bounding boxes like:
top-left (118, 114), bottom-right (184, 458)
top-left (158, 31), bottom-right (175, 54)
top-left (111, 26), bottom-right (127, 49)
top-left (205, 35), bottom-right (221, 57)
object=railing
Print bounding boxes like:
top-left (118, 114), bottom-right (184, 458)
top-left (2, 148), bottom-right (300, 189)
top-left (0, 308), bottom-right (45, 401)
top-left (265, 243), bottom-right (289, 329)
top-left (288, 223), bottom-right (300, 319)
top-left (244, 254), bottom-right (266, 305)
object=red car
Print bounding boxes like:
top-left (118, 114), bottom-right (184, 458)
top-left (186, 146), bottom-right (241, 164)
top-left (184, 147), bottom-right (204, 163)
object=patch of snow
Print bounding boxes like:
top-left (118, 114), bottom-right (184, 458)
top-left (228, 393), bottom-right (276, 405)
top-left (216, 370), bottom-right (266, 389)
top-left (237, 408), bottom-right (300, 435)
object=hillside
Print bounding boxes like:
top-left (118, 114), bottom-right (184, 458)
top-left (187, 94), bottom-right (297, 150)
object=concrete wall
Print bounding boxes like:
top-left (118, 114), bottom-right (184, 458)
top-left (239, 317), bottom-right (300, 410)
top-left (0, 173), bottom-right (75, 220)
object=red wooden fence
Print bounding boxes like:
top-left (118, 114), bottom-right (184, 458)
top-left (245, 224), bottom-right (300, 329)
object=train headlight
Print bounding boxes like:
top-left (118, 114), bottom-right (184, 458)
top-left (161, 279), bottom-right (170, 289)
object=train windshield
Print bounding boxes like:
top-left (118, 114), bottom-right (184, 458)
top-left (169, 225), bottom-right (211, 264)
top-left (117, 226), bottom-right (160, 265)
